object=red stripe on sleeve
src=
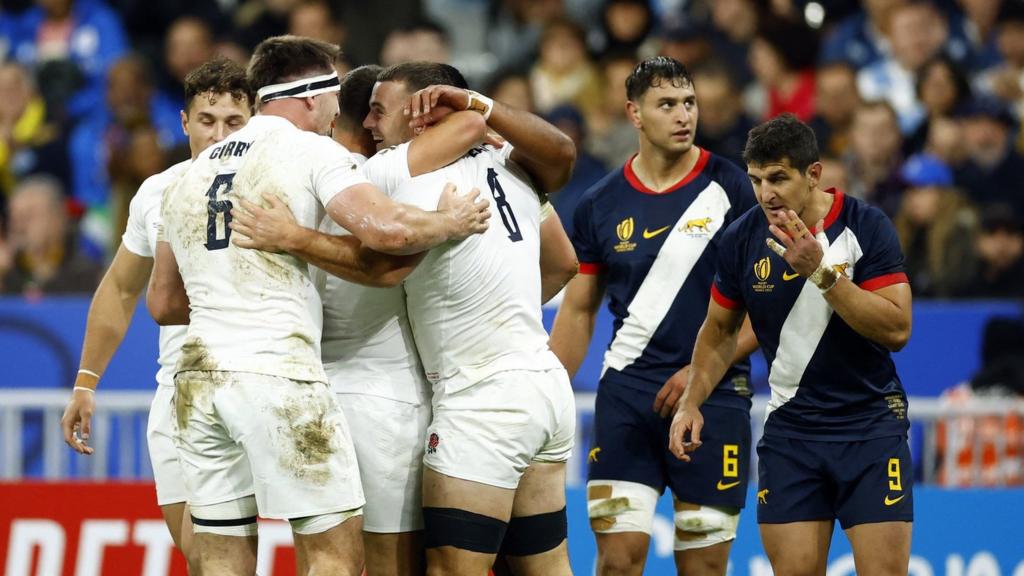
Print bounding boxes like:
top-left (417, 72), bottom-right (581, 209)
top-left (858, 272), bottom-right (909, 292)
top-left (711, 284), bottom-right (744, 310)
top-left (578, 262), bottom-right (606, 275)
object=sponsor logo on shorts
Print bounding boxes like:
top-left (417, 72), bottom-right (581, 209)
top-left (588, 447), bottom-right (601, 463)
top-left (426, 432), bottom-right (439, 455)
top-left (716, 480), bottom-right (741, 491)
top-left (757, 488), bottom-right (769, 504)
top-left (884, 493), bottom-right (906, 506)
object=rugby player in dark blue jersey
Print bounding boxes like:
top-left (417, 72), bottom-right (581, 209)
top-left (550, 57), bottom-right (759, 576)
top-left (670, 114), bottom-right (913, 576)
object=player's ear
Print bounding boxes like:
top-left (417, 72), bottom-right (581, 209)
top-left (625, 100), bottom-right (642, 130)
top-left (806, 161), bottom-right (823, 190)
top-left (180, 110), bottom-right (189, 137)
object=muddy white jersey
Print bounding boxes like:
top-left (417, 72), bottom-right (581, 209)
top-left (121, 160), bottom-right (191, 388)
top-left (362, 142), bottom-right (562, 393)
top-left (314, 152), bottom-right (429, 404)
top-left (161, 115), bottom-right (369, 382)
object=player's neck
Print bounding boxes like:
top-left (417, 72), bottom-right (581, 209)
top-left (632, 143), bottom-right (700, 193)
top-left (799, 186), bottom-right (835, 231)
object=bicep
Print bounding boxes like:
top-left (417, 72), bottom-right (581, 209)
top-left (540, 212), bottom-right (576, 265)
top-left (561, 271), bottom-right (605, 315)
top-left (108, 245), bottom-right (154, 296)
top-left (705, 298), bottom-right (747, 336)
top-left (869, 281), bottom-right (912, 317)
top-left (325, 182), bottom-right (398, 232)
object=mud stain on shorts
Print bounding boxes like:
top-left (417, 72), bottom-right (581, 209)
top-left (173, 337), bottom-right (227, 431)
top-left (274, 392), bottom-right (337, 485)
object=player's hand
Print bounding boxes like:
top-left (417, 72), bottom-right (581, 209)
top-left (483, 131), bottom-right (506, 149)
top-left (669, 403), bottom-right (703, 462)
top-left (766, 211), bottom-right (825, 277)
top-left (437, 183), bottom-right (490, 240)
top-left (654, 365), bottom-right (690, 418)
top-left (407, 84), bottom-right (471, 127)
top-left (61, 389), bottom-right (95, 455)
top-left (229, 193), bottom-right (299, 252)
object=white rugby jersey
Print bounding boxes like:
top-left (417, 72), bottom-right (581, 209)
top-left (161, 115), bottom-right (369, 382)
top-left (362, 143), bottom-right (563, 393)
top-left (314, 152), bottom-right (429, 404)
top-left (121, 160), bottom-right (191, 388)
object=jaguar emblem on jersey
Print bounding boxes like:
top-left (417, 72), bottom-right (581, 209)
top-left (682, 216), bottom-right (713, 235)
top-left (614, 217), bottom-right (637, 253)
top-left (427, 432), bottom-right (440, 454)
top-left (752, 257), bottom-right (775, 293)
top-left (832, 262), bottom-right (851, 278)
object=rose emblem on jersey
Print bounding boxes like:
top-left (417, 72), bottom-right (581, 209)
top-left (427, 432), bottom-right (440, 454)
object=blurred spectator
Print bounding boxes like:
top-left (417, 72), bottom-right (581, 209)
top-left (545, 104), bottom-right (607, 236)
top-left (380, 20), bottom-right (450, 66)
top-left (843, 100), bottom-right (905, 215)
top-left (10, 0), bottom-right (129, 121)
top-left (892, 154), bottom-right (977, 297)
top-left (809, 61), bottom-right (860, 156)
top-left (954, 97), bottom-right (1024, 219)
top-left (213, 37), bottom-right (251, 68)
top-left (704, 0), bottom-right (761, 92)
top-left (819, 154), bottom-right (850, 192)
top-left (857, 1), bottom-right (949, 134)
top-left (0, 62), bottom-right (70, 197)
top-left (162, 16), bottom-right (214, 107)
top-left (288, 0), bottom-right (345, 46)
top-left (954, 0), bottom-right (1004, 70)
top-left (657, 19), bottom-right (714, 75)
top-left (693, 63), bottom-right (756, 166)
top-left (973, 1), bottom-right (1024, 120)
top-left (68, 53), bottom-right (186, 255)
top-left (587, 52), bottom-right (638, 169)
top-left (820, 0), bottom-right (903, 69)
top-left (749, 15), bottom-right (819, 121)
top-left (905, 54), bottom-right (973, 154)
top-left (591, 0), bottom-right (652, 58)
top-left (487, 69), bottom-right (535, 113)
top-left (0, 175), bottom-right (101, 295)
top-left (958, 204), bottom-right (1024, 298)
top-left (530, 18), bottom-right (602, 115)
top-left (233, 0), bottom-right (297, 51)
top-left (487, 0), bottom-right (565, 72)
top-left (924, 115), bottom-right (969, 166)
top-left (936, 316), bottom-right (1024, 486)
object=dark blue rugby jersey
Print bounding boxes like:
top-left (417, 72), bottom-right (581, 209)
top-left (572, 149), bottom-right (757, 409)
top-left (712, 189), bottom-right (911, 440)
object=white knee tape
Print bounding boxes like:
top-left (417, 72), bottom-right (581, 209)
top-left (673, 504), bottom-right (740, 551)
top-left (191, 495), bottom-right (259, 537)
top-left (586, 480), bottom-right (660, 534)
top-left (290, 507), bottom-right (363, 535)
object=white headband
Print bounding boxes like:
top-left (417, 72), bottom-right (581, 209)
top-left (257, 71), bottom-right (340, 103)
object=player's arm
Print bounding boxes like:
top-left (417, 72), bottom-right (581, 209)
top-left (768, 210), bottom-right (912, 351)
top-left (539, 205), bottom-right (578, 303)
top-left (549, 270), bottom-right (605, 378)
top-left (406, 110), bottom-right (487, 177)
top-left (61, 245), bottom-right (152, 455)
top-left (147, 241), bottom-right (190, 326)
top-left (407, 85), bottom-right (576, 193)
top-left (325, 182), bottom-right (489, 255)
top-left (229, 193), bottom-right (422, 287)
top-left (669, 299), bottom-right (747, 460)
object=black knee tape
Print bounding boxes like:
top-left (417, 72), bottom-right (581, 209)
top-left (423, 507), bottom-right (508, 553)
top-left (499, 507), bottom-right (567, 556)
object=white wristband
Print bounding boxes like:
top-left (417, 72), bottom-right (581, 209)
top-left (466, 91), bottom-right (493, 120)
top-left (77, 369), bottom-right (100, 379)
top-left (73, 386), bottom-right (96, 393)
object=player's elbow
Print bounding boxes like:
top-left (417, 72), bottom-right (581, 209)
top-left (884, 323), bottom-right (912, 352)
top-left (463, 110), bottom-right (488, 144)
top-left (147, 291), bottom-right (188, 326)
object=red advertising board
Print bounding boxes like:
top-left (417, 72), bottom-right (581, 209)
top-left (0, 482), bottom-right (298, 576)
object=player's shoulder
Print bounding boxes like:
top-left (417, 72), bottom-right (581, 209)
top-left (702, 150), bottom-right (751, 192)
top-left (721, 200), bottom-right (765, 244)
top-left (137, 159), bottom-right (191, 203)
top-left (582, 162), bottom-right (630, 204)
top-left (833, 189), bottom-right (890, 231)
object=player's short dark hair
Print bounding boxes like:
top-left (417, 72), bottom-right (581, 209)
top-left (247, 35), bottom-right (341, 95)
top-left (183, 58), bottom-right (251, 113)
top-left (742, 113), bottom-right (819, 173)
top-left (625, 56), bottom-right (693, 102)
top-left (377, 61), bottom-right (469, 93)
top-left (337, 64), bottom-right (382, 130)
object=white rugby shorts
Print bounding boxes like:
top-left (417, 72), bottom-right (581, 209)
top-left (423, 368), bottom-right (575, 489)
top-left (147, 384), bottom-right (187, 506)
top-left (173, 371), bottom-right (364, 519)
top-left (337, 392), bottom-right (431, 533)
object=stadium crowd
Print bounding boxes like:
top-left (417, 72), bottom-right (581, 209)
top-left (0, 0), bottom-right (1023, 299)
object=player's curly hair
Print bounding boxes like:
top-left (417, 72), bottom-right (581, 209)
top-left (742, 113), bottom-right (819, 172)
top-left (183, 58), bottom-right (251, 112)
top-left (377, 62), bottom-right (469, 93)
top-left (248, 35), bottom-right (341, 96)
top-left (337, 65), bottom-right (382, 130)
top-left (625, 56), bottom-right (693, 102)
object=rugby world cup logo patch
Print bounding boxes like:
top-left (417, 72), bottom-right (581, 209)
top-left (614, 217), bottom-right (637, 253)
top-left (752, 256), bottom-right (775, 293)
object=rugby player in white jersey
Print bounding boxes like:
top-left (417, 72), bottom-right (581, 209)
top-left (229, 61), bottom-right (579, 575)
top-left (146, 36), bottom-right (490, 576)
top-left (59, 58), bottom-right (251, 571)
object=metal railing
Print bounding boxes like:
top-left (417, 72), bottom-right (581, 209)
top-left (2, 390), bottom-right (1023, 486)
